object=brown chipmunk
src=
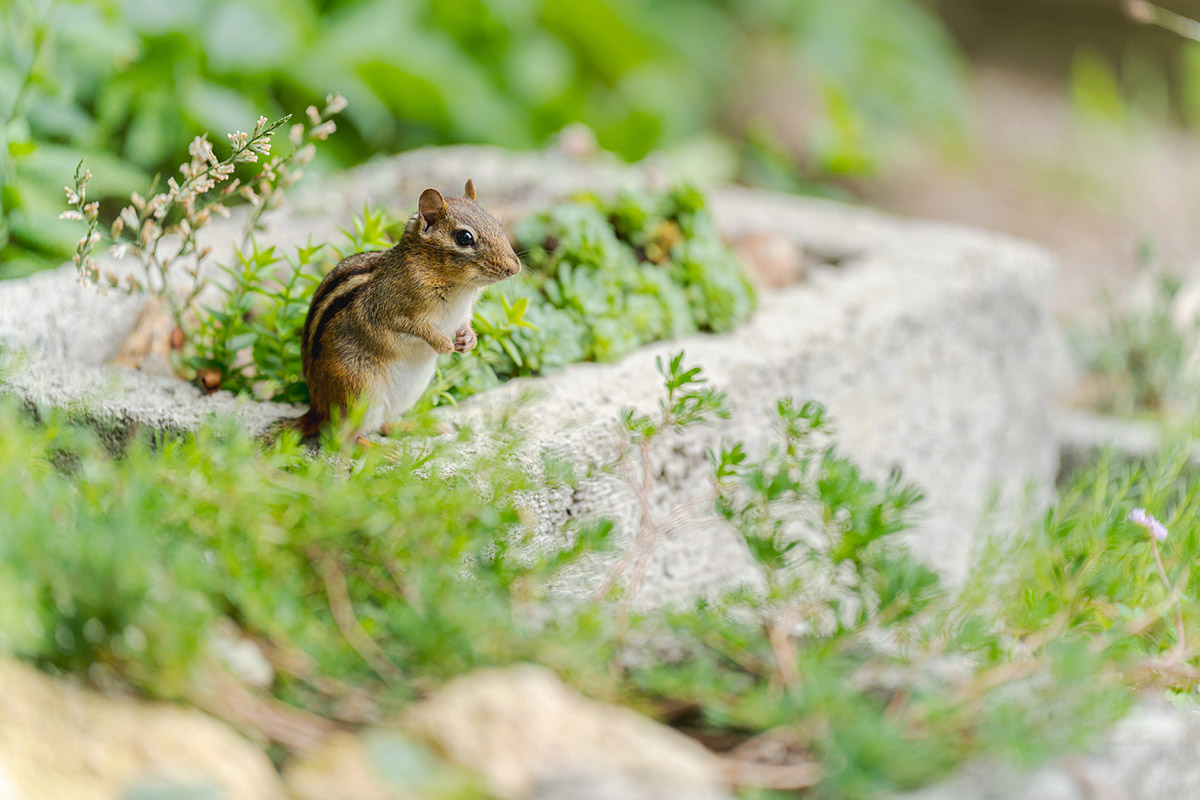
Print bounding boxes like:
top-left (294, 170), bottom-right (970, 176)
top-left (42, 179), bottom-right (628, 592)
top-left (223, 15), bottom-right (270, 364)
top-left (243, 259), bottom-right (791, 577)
top-left (287, 180), bottom-right (520, 440)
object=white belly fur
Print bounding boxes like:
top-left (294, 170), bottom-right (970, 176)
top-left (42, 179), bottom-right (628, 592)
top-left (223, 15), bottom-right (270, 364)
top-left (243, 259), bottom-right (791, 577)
top-left (363, 288), bottom-right (476, 432)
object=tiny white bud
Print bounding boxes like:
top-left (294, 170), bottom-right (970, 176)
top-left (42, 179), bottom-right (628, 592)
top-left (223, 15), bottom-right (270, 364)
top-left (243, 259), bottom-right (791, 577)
top-left (289, 124), bottom-right (304, 147)
top-left (309, 121), bottom-right (336, 141)
top-left (306, 105), bottom-right (321, 126)
top-left (324, 93), bottom-right (348, 115)
top-left (59, 210), bottom-right (84, 221)
top-left (294, 144), bottom-right (316, 165)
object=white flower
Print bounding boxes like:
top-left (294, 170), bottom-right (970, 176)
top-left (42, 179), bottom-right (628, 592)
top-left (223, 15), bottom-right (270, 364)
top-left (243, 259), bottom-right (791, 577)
top-left (324, 93), bottom-right (348, 115)
top-left (306, 105), bottom-right (321, 126)
top-left (1128, 508), bottom-right (1168, 542)
top-left (59, 210), bottom-right (84, 221)
top-left (309, 121), bottom-right (336, 141)
top-left (120, 206), bottom-right (139, 230)
top-left (294, 143), bottom-right (316, 165)
top-left (141, 218), bottom-right (160, 246)
top-left (188, 135), bottom-right (217, 166)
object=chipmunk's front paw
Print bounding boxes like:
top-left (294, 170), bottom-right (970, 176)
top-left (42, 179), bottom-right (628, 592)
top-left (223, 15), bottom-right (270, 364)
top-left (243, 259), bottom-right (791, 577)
top-left (454, 326), bottom-right (477, 354)
top-left (431, 334), bottom-right (455, 355)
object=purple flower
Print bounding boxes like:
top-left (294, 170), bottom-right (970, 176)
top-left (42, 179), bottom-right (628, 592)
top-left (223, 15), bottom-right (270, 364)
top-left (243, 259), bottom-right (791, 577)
top-left (1128, 508), bottom-right (1168, 542)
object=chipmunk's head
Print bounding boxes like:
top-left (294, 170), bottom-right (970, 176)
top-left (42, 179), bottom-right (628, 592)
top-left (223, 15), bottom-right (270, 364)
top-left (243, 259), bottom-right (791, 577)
top-left (414, 180), bottom-right (521, 286)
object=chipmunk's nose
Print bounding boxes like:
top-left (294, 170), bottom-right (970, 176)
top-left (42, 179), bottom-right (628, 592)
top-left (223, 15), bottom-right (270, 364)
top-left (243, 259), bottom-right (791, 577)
top-left (506, 256), bottom-right (522, 276)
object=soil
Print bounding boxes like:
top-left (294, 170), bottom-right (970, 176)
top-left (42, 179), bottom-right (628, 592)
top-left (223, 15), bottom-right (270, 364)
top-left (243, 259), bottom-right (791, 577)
top-left (855, 63), bottom-right (1200, 320)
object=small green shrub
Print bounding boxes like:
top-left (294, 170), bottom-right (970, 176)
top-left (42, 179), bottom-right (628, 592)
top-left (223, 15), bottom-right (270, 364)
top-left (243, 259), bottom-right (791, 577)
top-left (1070, 270), bottom-right (1200, 419)
top-left (64, 101), bottom-right (345, 334)
top-left (4, 353), bottom-right (1199, 797)
top-left (185, 186), bottom-right (757, 408)
top-left (9, 352), bottom-right (1200, 796)
top-left (427, 185), bottom-right (756, 406)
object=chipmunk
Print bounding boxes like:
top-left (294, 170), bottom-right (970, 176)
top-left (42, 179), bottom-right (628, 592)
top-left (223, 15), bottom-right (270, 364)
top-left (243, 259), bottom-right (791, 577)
top-left (286, 180), bottom-right (520, 441)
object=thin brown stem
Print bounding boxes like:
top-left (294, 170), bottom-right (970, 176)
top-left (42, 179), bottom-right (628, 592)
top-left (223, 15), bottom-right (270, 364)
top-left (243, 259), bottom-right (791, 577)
top-left (1122, 0), bottom-right (1200, 42)
top-left (1150, 538), bottom-right (1186, 655)
top-left (766, 612), bottom-right (801, 690)
top-left (316, 554), bottom-right (407, 686)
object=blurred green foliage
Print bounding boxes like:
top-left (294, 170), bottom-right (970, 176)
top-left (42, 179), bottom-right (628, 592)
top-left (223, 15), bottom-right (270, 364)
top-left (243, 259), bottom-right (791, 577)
top-left (1070, 269), bottom-right (1200, 420)
top-left (1070, 39), bottom-right (1200, 133)
top-left (1, 0), bottom-right (968, 276)
top-left (5, 351), bottom-right (1199, 797)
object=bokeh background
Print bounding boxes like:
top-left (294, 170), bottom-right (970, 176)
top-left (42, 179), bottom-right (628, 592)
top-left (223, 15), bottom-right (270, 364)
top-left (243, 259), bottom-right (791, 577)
top-left (4, 0), bottom-right (1200, 320)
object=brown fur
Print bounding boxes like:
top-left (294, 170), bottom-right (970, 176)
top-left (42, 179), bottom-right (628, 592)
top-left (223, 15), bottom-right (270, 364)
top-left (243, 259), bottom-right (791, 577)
top-left (281, 182), bottom-right (520, 437)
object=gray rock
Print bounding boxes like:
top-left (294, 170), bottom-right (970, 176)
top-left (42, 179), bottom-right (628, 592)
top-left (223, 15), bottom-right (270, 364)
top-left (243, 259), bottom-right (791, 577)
top-left (404, 664), bottom-right (732, 800)
top-left (529, 771), bottom-right (731, 800)
top-left (0, 145), bottom-right (1063, 590)
top-left (897, 697), bottom-right (1200, 800)
top-left (0, 658), bottom-right (283, 800)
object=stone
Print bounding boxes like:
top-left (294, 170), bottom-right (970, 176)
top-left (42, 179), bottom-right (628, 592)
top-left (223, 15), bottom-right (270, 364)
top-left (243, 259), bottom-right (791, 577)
top-left (283, 732), bottom-right (418, 800)
top-left (0, 658), bottom-right (283, 800)
top-left (0, 145), bottom-right (1063, 589)
top-left (405, 664), bottom-right (732, 800)
top-left (729, 231), bottom-right (805, 287)
top-left (895, 697), bottom-right (1200, 800)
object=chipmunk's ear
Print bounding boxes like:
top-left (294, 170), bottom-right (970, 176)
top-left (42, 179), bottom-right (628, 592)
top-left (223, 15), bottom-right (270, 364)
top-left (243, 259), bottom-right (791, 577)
top-left (464, 179), bottom-right (476, 202)
top-left (418, 188), bottom-right (446, 232)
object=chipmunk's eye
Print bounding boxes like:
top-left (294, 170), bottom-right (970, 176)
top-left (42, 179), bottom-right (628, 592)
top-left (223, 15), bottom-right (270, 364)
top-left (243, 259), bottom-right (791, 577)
top-left (453, 229), bottom-right (475, 248)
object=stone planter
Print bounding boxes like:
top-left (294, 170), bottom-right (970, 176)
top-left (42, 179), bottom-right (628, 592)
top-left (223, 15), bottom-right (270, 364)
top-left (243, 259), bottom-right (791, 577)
top-left (0, 145), bottom-right (1062, 596)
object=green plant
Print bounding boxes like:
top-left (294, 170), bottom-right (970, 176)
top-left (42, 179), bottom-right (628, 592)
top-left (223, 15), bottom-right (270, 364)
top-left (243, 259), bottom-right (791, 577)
top-left (1069, 269), bottom-right (1199, 419)
top-left (183, 184), bottom-right (755, 409)
top-left (184, 198), bottom-right (402, 402)
top-left (63, 98), bottom-right (344, 334)
top-left (4, 354), bottom-right (1200, 797)
top-left (6, 0), bottom-right (969, 275)
top-left (426, 185), bottom-right (755, 407)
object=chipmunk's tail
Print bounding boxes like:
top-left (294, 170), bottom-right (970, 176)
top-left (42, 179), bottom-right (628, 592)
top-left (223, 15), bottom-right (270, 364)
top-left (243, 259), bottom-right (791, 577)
top-left (273, 408), bottom-right (324, 439)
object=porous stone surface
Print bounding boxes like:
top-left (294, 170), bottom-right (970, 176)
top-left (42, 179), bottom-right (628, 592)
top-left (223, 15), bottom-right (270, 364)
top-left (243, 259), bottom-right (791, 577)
top-left (405, 664), bottom-right (732, 800)
top-left (0, 144), bottom-right (1062, 588)
top-left (896, 697), bottom-right (1200, 800)
top-left (0, 658), bottom-right (284, 800)
top-left (282, 666), bottom-right (736, 800)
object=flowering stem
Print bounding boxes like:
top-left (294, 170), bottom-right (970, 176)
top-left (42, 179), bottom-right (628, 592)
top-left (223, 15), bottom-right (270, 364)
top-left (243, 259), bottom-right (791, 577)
top-left (1122, 0), bottom-right (1200, 42)
top-left (1149, 538), bottom-right (1186, 655)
